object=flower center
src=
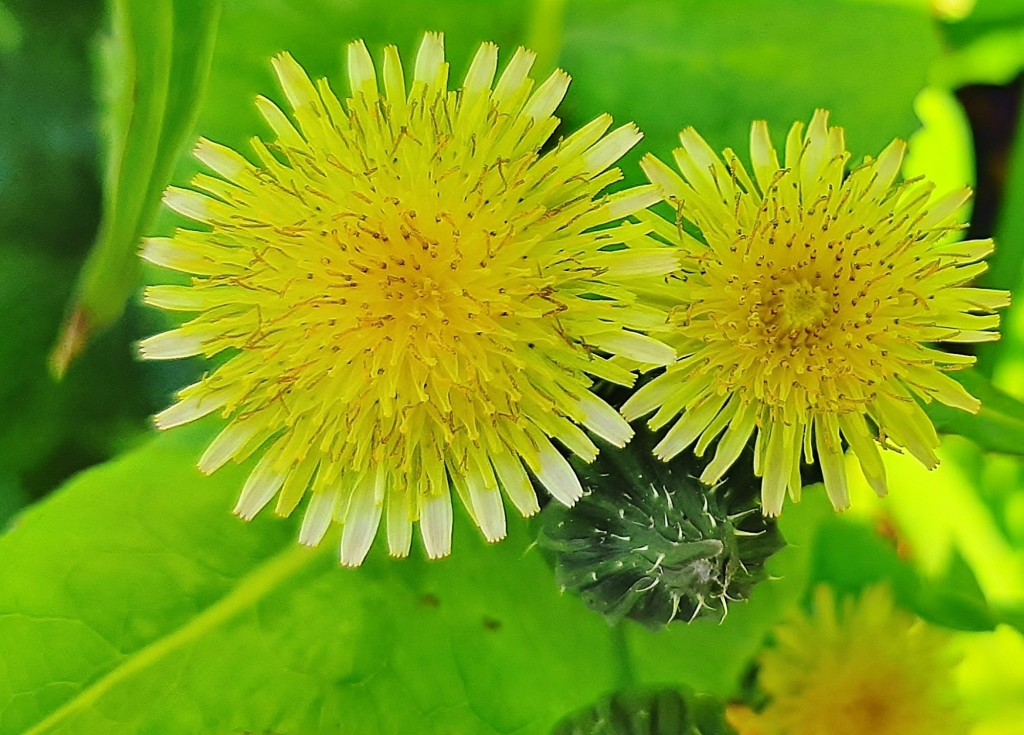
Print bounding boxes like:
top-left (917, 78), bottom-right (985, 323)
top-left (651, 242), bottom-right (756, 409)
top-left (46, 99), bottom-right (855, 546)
top-left (777, 279), bottom-right (830, 332)
top-left (333, 201), bottom-right (503, 340)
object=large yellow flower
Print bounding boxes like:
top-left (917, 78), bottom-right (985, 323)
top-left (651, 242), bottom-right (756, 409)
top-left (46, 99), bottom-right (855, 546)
top-left (728, 585), bottom-right (967, 735)
top-left (624, 110), bottom-right (1008, 515)
top-left (140, 35), bottom-right (676, 565)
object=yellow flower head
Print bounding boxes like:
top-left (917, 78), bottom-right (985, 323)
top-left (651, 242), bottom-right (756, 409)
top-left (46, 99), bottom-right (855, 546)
top-left (729, 585), bottom-right (966, 735)
top-left (624, 110), bottom-right (1009, 515)
top-left (140, 34), bottom-right (676, 565)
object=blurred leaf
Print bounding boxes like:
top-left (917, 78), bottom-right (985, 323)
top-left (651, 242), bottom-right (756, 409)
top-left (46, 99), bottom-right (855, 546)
top-left (932, 25), bottom-right (1024, 86)
top-left (964, 0), bottom-right (1024, 19)
top-left (52, 0), bottom-right (221, 376)
top-left (0, 1), bottom-right (20, 52)
top-left (0, 1), bottom-right (102, 254)
top-left (523, 0), bottom-right (567, 76)
top-left (810, 517), bottom-right (998, 631)
top-left (904, 86), bottom-right (976, 217)
top-left (0, 2), bottom-right (160, 521)
top-left (846, 434), bottom-right (1024, 612)
top-left (0, 241), bottom-right (155, 528)
top-left (0, 244), bottom-right (74, 523)
top-left (932, 0), bottom-right (1024, 85)
top-left (0, 423), bottom-right (831, 735)
top-left (955, 625), bottom-right (1024, 734)
top-left (559, 0), bottom-right (942, 185)
top-left (941, 0), bottom-right (1024, 49)
top-left (925, 370), bottom-right (1024, 455)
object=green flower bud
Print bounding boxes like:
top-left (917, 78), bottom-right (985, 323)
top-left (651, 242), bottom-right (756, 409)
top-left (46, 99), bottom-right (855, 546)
top-left (538, 427), bottom-right (785, 628)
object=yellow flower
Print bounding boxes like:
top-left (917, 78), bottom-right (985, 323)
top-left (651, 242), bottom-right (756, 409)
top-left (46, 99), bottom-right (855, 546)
top-left (729, 585), bottom-right (967, 735)
top-left (624, 110), bottom-right (1009, 515)
top-left (139, 34), bottom-right (676, 566)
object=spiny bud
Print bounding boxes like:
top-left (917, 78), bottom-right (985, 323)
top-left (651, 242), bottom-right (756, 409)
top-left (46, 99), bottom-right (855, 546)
top-left (538, 426), bottom-right (785, 628)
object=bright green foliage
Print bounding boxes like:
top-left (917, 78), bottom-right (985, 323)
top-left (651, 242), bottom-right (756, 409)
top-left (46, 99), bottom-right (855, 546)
top-left (560, 0), bottom-right (941, 184)
top-left (0, 426), bottom-right (819, 735)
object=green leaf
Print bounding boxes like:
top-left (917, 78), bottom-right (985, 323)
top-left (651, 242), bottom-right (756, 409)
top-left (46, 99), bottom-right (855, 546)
top-left (559, 0), bottom-right (942, 184)
top-left (52, 0), bottom-right (221, 376)
top-left (0, 424), bottom-right (828, 734)
top-left (924, 369), bottom-right (1024, 456)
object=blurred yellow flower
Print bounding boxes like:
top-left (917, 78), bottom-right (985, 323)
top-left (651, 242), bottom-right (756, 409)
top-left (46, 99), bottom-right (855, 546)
top-left (625, 110), bottom-right (1009, 515)
top-left (140, 34), bottom-right (676, 565)
top-left (729, 585), bottom-right (967, 735)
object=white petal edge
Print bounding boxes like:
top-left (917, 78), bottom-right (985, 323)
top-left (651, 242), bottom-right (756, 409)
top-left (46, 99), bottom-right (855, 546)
top-left (535, 440), bottom-right (583, 506)
top-left (234, 451), bottom-right (287, 520)
top-left (138, 329), bottom-right (204, 360)
top-left (299, 487), bottom-right (338, 546)
top-left (194, 138), bottom-right (248, 180)
top-left (346, 40), bottom-right (377, 96)
top-left (420, 493), bottom-right (453, 559)
top-left (163, 187), bottom-right (213, 223)
top-left (198, 419), bottom-right (262, 474)
top-left (578, 393), bottom-right (633, 447)
top-left (340, 471), bottom-right (384, 567)
top-left (153, 389), bottom-right (229, 430)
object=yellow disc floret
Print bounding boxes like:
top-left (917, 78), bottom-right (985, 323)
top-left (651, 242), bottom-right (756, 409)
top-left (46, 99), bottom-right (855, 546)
top-left (140, 34), bottom-right (676, 565)
top-left (625, 110), bottom-right (1009, 515)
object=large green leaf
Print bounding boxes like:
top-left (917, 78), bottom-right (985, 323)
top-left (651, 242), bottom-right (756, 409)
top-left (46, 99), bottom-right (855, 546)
top-left (0, 423), bottom-right (826, 735)
top-left (559, 0), bottom-right (941, 184)
top-left (52, 0), bottom-right (221, 376)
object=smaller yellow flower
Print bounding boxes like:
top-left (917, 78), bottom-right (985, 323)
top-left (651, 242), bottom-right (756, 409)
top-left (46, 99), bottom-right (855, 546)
top-left (626, 110), bottom-right (1009, 515)
top-left (730, 585), bottom-right (967, 735)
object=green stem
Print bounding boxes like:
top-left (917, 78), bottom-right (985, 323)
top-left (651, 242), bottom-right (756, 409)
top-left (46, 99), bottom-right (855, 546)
top-left (609, 622), bottom-right (636, 690)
